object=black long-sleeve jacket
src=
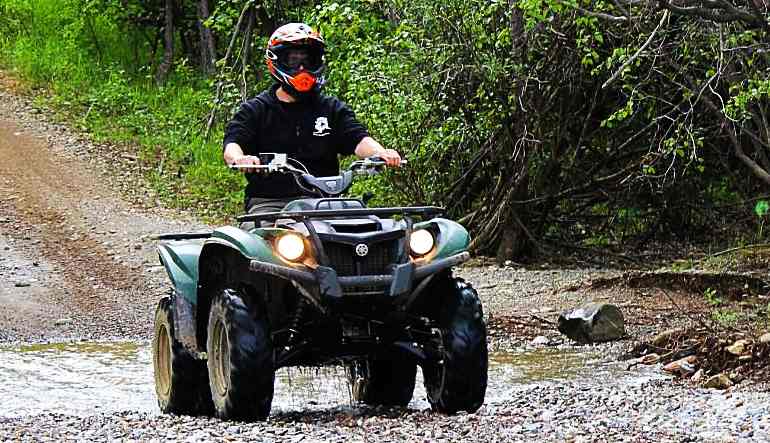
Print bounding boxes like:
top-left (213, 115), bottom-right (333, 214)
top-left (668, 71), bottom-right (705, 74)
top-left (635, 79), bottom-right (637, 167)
top-left (223, 84), bottom-right (369, 199)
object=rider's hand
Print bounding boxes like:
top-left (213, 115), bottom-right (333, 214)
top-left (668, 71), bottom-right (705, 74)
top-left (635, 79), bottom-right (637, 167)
top-left (376, 149), bottom-right (402, 167)
top-left (232, 155), bottom-right (261, 173)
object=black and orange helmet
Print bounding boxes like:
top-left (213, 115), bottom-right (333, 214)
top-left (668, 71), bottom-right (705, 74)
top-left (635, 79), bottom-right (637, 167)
top-left (265, 23), bottom-right (326, 97)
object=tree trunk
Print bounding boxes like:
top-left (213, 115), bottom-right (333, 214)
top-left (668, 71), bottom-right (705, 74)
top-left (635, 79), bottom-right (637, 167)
top-left (197, 0), bottom-right (216, 76)
top-left (155, 0), bottom-right (175, 85)
top-left (240, 8), bottom-right (256, 100)
top-left (495, 3), bottom-right (533, 263)
top-left (495, 173), bottom-right (532, 263)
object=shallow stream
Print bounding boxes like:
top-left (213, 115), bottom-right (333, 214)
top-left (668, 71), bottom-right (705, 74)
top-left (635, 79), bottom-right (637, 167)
top-left (0, 341), bottom-right (665, 417)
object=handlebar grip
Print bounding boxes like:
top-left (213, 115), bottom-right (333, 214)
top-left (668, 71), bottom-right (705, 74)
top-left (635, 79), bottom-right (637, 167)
top-left (230, 164), bottom-right (269, 171)
top-left (230, 164), bottom-right (257, 169)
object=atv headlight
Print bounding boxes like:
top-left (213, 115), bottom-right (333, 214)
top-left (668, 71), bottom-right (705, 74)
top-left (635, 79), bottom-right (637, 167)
top-left (410, 229), bottom-right (435, 256)
top-left (276, 233), bottom-right (305, 261)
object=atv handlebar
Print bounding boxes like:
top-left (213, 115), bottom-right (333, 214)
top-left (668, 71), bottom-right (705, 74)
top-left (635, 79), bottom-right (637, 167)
top-left (229, 155), bottom-right (407, 175)
top-left (229, 153), bottom-right (406, 198)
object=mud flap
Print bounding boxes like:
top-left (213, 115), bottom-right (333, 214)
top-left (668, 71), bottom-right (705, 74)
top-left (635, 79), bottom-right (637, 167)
top-left (172, 292), bottom-right (198, 351)
top-left (317, 266), bottom-right (342, 300)
top-left (389, 262), bottom-right (414, 297)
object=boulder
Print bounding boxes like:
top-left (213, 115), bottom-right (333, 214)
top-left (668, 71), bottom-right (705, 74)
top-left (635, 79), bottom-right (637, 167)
top-left (557, 303), bottom-right (626, 344)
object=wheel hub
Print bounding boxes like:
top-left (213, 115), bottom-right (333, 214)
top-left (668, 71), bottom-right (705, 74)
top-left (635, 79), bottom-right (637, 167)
top-left (154, 324), bottom-right (172, 397)
top-left (212, 318), bottom-right (231, 397)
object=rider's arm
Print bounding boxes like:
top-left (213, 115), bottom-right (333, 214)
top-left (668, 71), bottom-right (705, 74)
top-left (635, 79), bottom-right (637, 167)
top-left (354, 136), bottom-right (402, 167)
top-left (223, 100), bottom-right (262, 173)
top-left (333, 99), bottom-right (401, 167)
top-left (224, 142), bottom-right (251, 164)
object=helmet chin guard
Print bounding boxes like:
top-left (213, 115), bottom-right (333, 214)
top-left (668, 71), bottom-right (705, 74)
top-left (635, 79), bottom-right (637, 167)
top-left (289, 72), bottom-right (317, 93)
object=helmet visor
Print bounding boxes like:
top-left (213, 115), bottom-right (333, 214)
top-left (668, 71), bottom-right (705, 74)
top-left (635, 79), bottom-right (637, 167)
top-left (278, 47), bottom-right (323, 71)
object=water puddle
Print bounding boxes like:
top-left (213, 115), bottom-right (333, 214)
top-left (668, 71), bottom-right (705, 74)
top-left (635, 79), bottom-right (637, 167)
top-left (0, 342), bottom-right (664, 417)
top-left (0, 342), bottom-right (155, 417)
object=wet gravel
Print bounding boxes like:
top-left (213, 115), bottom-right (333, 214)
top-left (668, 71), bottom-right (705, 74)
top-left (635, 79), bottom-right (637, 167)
top-left (2, 377), bottom-right (769, 442)
top-left (2, 73), bottom-right (770, 442)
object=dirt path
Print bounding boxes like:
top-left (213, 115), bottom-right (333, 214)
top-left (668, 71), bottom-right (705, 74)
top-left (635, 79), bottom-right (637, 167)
top-left (0, 83), bottom-right (202, 342)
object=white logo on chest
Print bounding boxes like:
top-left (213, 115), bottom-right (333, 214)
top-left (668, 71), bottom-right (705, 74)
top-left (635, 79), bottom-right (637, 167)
top-left (313, 116), bottom-right (331, 136)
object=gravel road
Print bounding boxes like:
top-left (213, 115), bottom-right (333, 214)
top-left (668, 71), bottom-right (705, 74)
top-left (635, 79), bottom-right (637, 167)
top-left (1, 75), bottom-right (769, 442)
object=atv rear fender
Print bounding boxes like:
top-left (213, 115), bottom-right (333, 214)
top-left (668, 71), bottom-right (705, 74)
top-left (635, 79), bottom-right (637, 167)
top-left (157, 241), bottom-right (203, 304)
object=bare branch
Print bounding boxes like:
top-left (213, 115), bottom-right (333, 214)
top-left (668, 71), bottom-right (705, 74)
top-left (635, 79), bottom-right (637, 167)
top-left (603, 10), bottom-right (669, 90)
top-left (573, 5), bottom-right (629, 22)
top-left (203, 1), bottom-right (253, 140)
top-left (659, 0), bottom-right (767, 27)
top-left (610, 0), bottom-right (632, 19)
top-left (731, 122), bottom-right (770, 186)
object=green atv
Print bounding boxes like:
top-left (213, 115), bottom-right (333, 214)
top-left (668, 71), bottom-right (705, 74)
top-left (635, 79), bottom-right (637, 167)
top-left (152, 154), bottom-right (487, 421)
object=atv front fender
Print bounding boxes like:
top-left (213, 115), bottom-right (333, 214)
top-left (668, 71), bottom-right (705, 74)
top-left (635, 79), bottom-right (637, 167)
top-left (204, 226), bottom-right (282, 264)
top-left (416, 218), bottom-right (470, 259)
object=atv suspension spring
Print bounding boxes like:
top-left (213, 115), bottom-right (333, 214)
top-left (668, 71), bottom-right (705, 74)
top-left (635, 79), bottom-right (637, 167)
top-left (288, 296), bottom-right (307, 345)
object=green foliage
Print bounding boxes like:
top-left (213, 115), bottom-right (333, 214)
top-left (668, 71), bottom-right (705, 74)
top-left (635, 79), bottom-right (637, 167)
top-left (726, 79), bottom-right (770, 121)
top-left (711, 308), bottom-right (739, 327)
top-left (706, 178), bottom-right (741, 205)
top-left (754, 200), bottom-right (769, 239)
top-left (755, 200), bottom-right (769, 218)
top-left (670, 258), bottom-right (695, 272)
top-left (703, 287), bottom-right (723, 307)
top-left (601, 96), bottom-right (634, 129)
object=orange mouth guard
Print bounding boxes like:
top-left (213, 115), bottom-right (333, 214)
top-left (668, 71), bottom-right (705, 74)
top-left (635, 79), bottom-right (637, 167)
top-left (290, 72), bottom-right (316, 92)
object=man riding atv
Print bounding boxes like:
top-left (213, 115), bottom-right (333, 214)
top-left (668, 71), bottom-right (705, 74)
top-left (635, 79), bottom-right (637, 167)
top-left (223, 22), bottom-right (402, 215)
top-left (151, 22), bottom-right (487, 422)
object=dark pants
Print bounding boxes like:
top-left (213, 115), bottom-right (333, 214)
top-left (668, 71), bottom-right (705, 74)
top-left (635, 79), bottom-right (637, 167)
top-left (240, 197), bottom-right (298, 230)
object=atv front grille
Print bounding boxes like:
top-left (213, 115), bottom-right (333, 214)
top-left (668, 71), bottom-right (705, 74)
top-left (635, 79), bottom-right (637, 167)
top-left (322, 239), bottom-right (399, 277)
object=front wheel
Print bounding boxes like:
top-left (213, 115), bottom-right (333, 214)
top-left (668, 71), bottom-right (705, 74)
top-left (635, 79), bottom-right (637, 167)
top-left (348, 356), bottom-right (416, 407)
top-left (207, 288), bottom-right (274, 421)
top-left (421, 277), bottom-right (488, 414)
top-left (152, 296), bottom-right (213, 416)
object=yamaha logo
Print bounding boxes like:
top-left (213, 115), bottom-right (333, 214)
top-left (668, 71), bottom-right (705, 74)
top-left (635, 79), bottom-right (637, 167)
top-left (355, 244), bottom-right (369, 257)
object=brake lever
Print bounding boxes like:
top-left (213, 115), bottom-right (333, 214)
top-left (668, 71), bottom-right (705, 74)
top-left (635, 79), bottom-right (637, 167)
top-left (350, 157), bottom-right (408, 173)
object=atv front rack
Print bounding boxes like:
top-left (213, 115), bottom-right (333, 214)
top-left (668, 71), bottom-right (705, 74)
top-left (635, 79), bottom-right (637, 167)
top-left (236, 206), bottom-right (446, 223)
